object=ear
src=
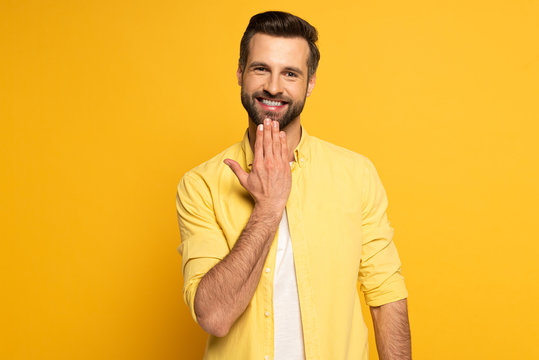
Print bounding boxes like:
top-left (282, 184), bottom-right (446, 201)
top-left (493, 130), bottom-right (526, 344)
top-left (236, 66), bottom-right (243, 86)
top-left (306, 73), bottom-right (316, 97)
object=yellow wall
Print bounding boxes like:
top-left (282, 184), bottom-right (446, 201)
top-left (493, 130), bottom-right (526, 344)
top-left (2, 1), bottom-right (538, 358)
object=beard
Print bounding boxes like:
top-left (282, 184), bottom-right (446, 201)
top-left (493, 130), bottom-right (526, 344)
top-left (240, 88), bottom-right (307, 130)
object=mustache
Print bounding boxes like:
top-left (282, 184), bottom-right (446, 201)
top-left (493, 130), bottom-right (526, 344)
top-left (252, 91), bottom-right (291, 103)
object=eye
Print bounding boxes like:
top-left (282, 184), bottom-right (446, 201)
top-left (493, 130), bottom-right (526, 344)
top-left (254, 67), bottom-right (266, 72)
top-left (285, 71), bottom-right (297, 77)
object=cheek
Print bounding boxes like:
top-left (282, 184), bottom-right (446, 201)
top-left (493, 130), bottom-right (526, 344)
top-left (288, 84), bottom-right (307, 100)
top-left (244, 74), bottom-right (265, 86)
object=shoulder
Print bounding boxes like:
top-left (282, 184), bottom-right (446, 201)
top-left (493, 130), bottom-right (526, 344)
top-left (308, 134), bottom-right (374, 169)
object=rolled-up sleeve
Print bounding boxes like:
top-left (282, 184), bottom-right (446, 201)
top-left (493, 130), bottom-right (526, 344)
top-left (358, 158), bottom-right (408, 307)
top-left (176, 173), bottom-right (229, 324)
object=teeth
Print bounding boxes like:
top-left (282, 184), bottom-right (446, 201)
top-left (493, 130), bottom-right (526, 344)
top-left (260, 98), bottom-right (284, 106)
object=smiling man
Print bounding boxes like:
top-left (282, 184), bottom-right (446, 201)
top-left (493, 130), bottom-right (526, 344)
top-left (176, 11), bottom-right (411, 360)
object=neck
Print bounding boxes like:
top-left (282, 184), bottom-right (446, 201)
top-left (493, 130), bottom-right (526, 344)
top-left (248, 117), bottom-right (301, 163)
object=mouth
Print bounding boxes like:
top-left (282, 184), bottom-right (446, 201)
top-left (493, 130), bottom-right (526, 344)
top-left (256, 97), bottom-right (288, 111)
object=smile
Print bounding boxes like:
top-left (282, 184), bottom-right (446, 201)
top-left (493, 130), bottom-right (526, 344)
top-left (256, 97), bottom-right (288, 110)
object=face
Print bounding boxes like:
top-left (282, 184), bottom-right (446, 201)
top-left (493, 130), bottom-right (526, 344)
top-left (237, 33), bottom-right (316, 129)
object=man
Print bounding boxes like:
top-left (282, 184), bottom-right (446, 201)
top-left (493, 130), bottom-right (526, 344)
top-left (176, 11), bottom-right (411, 360)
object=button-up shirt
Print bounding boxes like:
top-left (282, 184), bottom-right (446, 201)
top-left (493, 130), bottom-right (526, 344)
top-left (176, 125), bottom-right (408, 360)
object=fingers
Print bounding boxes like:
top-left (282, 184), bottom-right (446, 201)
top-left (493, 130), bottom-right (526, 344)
top-left (223, 159), bottom-right (248, 187)
top-left (254, 123), bottom-right (263, 164)
top-left (271, 120), bottom-right (282, 159)
top-left (280, 130), bottom-right (288, 161)
top-left (263, 118), bottom-right (273, 158)
top-left (254, 118), bottom-right (287, 166)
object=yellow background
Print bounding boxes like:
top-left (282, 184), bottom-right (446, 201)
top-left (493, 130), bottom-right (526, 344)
top-left (2, 1), bottom-right (538, 359)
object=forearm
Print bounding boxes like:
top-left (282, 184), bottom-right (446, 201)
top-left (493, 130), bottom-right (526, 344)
top-left (370, 298), bottom-right (411, 360)
top-left (194, 204), bottom-right (282, 336)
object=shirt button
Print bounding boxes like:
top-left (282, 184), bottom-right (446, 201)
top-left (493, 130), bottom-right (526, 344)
top-left (300, 158), bottom-right (304, 162)
top-left (264, 356), bottom-right (269, 360)
top-left (265, 267), bottom-right (270, 273)
top-left (264, 311), bottom-right (270, 317)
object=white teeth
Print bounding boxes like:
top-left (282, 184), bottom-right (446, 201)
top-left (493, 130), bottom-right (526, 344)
top-left (260, 98), bottom-right (284, 106)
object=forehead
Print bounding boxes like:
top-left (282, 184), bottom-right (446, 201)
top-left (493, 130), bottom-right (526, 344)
top-left (247, 33), bottom-right (310, 70)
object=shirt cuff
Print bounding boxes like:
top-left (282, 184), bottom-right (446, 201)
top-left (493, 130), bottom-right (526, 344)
top-left (364, 273), bottom-right (408, 307)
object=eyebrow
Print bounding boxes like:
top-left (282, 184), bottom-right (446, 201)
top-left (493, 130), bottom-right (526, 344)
top-left (249, 62), bottom-right (305, 76)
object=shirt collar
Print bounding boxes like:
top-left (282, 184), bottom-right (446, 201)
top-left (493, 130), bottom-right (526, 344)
top-left (240, 124), bottom-right (310, 169)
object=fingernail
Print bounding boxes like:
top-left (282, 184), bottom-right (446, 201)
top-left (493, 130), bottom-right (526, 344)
top-left (258, 124), bottom-right (263, 131)
top-left (273, 121), bottom-right (278, 128)
top-left (264, 118), bottom-right (270, 125)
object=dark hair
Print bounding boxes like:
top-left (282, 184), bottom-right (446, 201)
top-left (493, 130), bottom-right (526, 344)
top-left (239, 11), bottom-right (320, 79)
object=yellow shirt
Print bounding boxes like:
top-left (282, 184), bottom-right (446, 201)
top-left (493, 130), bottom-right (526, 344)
top-left (176, 125), bottom-right (408, 360)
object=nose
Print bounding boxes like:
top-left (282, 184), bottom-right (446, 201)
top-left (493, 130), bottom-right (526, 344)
top-left (263, 71), bottom-right (284, 96)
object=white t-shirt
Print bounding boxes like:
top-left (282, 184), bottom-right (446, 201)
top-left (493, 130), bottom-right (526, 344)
top-left (273, 206), bottom-right (305, 360)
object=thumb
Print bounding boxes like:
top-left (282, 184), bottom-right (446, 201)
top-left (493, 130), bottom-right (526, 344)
top-left (224, 159), bottom-right (248, 187)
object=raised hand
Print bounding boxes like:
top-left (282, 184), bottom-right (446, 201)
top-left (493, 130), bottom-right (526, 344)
top-left (224, 118), bottom-right (292, 215)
